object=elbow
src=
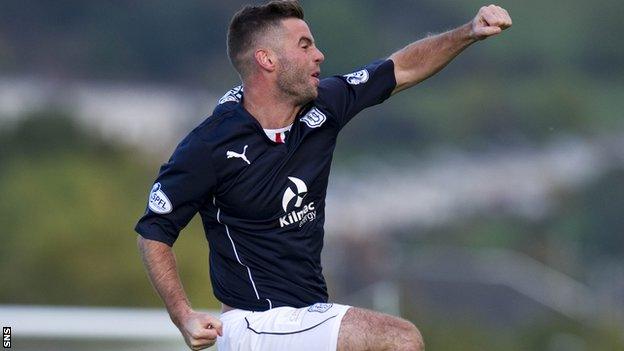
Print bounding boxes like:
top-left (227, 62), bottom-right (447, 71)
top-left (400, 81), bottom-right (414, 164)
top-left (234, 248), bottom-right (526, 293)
top-left (137, 235), bottom-right (149, 256)
top-left (137, 235), bottom-right (173, 253)
top-left (137, 234), bottom-right (158, 252)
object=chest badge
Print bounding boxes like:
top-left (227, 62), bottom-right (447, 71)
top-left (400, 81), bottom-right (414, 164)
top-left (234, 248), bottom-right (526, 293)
top-left (226, 145), bottom-right (251, 165)
top-left (300, 107), bottom-right (326, 129)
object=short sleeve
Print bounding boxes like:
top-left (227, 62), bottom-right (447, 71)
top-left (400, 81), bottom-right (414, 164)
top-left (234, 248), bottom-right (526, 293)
top-left (134, 131), bottom-right (217, 246)
top-left (316, 59), bottom-right (396, 129)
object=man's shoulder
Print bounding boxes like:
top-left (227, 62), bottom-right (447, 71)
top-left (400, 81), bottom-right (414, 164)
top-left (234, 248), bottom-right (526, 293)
top-left (189, 110), bottom-right (232, 144)
top-left (191, 89), bottom-right (247, 143)
top-left (316, 59), bottom-right (392, 95)
top-left (170, 105), bottom-right (240, 166)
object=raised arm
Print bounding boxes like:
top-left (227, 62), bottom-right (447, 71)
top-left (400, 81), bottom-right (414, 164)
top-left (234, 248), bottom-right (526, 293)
top-left (137, 236), bottom-right (222, 350)
top-left (389, 4), bottom-right (512, 94)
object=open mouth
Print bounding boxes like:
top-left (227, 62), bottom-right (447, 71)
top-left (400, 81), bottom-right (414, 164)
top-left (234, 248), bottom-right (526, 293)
top-left (311, 72), bottom-right (320, 85)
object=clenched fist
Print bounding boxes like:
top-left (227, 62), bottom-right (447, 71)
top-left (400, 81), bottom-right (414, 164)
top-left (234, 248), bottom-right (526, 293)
top-left (176, 310), bottom-right (223, 350)
top-left (471, 4), bottom-right (512, 40)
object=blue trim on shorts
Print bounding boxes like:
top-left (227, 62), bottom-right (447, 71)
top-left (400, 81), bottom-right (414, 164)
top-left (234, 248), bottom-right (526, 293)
top-left (245, 314), bottom-right (338, 335)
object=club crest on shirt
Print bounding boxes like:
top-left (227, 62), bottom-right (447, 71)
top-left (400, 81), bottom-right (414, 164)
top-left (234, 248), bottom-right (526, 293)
top-left (148, 182), bottom-right (172, 214)
top-left (344, 69), bottom-right (369, 85)
top-left (308, 303), bottom-right (333, 313)
top-left (300, 107), bottom-right (326, 129)
top-left (218, 85), bottom-right (243, 104)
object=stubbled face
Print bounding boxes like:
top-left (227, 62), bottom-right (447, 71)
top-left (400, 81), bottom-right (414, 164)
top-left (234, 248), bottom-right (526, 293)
top-left (273, 19), bottom-right (325, 105)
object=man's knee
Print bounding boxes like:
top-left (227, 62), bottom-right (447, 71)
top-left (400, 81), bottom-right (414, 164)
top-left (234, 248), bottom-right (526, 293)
top-left (396, 319), bottom-right (425, 351)
top-left (338, 308), bottom-right (424, 351)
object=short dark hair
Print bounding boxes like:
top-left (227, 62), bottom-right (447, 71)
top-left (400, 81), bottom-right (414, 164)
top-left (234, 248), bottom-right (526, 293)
top-left (227, 1), bottom-right (305, 78)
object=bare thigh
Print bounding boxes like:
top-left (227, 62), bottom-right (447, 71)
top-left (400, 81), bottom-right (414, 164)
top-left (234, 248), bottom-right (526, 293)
top-left (337, 307), bottom-right (424, 351)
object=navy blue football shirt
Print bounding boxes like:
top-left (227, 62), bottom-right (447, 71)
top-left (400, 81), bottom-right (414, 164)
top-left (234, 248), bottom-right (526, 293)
top-left (135, 59), bottom-right (396, 311)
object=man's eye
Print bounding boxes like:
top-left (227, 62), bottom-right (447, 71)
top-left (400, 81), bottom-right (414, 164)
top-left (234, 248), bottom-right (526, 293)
top-left (302, 45), bottom-right (309, 49)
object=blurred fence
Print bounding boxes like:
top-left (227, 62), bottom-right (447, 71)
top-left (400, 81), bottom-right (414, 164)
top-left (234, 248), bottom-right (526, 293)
top-left (338, 246), bottom-right (624, 326)
top-left (408, 247), bottom-right (624, 325)
top-left (0, 305), bottom-right (217, 351)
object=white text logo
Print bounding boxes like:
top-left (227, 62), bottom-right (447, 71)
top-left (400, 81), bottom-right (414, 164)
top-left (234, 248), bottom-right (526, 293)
top-left (279, 177), bottom-right (317, 228)
top-left (149, 183), bottom-right (172, 214)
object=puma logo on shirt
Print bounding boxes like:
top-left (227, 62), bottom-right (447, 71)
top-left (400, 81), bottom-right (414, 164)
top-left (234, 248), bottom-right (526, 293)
top-left (226, 145), bottom-right (251, 165)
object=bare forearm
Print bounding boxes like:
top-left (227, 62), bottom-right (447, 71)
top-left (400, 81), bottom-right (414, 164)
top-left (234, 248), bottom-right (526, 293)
top-left (137, 236), bottom-right (191, 325)
top-left (390, 23), bottom-right (474, 94)
top-left (390, 5), bottom-right (512, 94)
top-left (137, 236), bottom-right (222, 349)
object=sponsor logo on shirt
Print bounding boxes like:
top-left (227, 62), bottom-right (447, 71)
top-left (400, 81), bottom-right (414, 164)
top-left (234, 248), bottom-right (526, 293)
top-left (308, 303), bottom-right (333, 313)
top-left (218, 85), bottom-right (243, 104)
top-left (344, 69), bottom-right (369, 85)
top-left (279, 177), bottom-right (317, 228)
top-left (226, 144), bottom-right (251, 165)
top-left (300, 107), bottom-right (326, 129)
top-left (148, 182), bottom-right (172, 214)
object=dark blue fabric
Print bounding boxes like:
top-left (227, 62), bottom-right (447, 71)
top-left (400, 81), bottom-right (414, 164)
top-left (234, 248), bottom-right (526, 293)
top-left (135, 59), bottom-right (396, 311)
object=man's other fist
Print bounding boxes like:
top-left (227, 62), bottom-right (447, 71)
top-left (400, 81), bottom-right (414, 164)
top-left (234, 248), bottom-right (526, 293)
top-left (471, 4), bottom-right (512, 40)
top-left (177, 310), bottom-right (223, 350)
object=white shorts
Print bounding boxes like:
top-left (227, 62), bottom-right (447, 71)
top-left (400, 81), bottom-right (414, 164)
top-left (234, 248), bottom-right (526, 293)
top-left (216, 303), bottom-right (351, 351)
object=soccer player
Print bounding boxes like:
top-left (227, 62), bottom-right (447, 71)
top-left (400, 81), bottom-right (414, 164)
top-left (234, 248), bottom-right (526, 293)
top-left (135, 1), bottom-right (511, 350)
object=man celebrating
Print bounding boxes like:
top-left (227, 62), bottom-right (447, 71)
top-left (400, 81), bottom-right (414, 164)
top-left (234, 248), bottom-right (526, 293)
top-left (135, 1), bottom-right (511, 350)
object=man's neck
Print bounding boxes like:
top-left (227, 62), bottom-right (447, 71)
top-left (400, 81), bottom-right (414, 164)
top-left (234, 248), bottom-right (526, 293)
top-left (242, 81), bottom-right (302, 130)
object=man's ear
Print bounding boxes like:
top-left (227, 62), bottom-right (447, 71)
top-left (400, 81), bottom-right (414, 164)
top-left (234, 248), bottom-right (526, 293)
top-left (254, 49), bottom-right (276, 72)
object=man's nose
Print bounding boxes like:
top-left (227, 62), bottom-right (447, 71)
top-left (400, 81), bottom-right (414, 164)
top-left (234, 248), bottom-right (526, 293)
top-left (315, 48), bottom-right (325, 63)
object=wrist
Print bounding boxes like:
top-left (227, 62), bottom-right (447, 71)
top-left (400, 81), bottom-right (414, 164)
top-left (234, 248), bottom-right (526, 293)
top-left (460, 22), bottom-right (478, 43)
top-left (169, 303), bottom-right (193, 326)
